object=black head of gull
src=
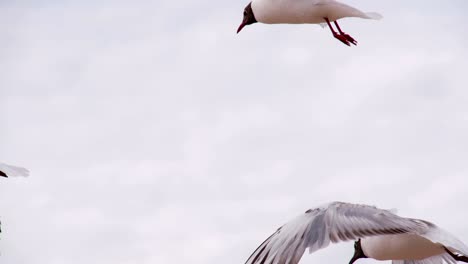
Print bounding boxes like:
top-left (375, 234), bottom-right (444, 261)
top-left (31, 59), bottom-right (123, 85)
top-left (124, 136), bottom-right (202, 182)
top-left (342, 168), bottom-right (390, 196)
top-left (349, 239), bottom-right (368, 264)
top-left (237, 2), bottom-right (257, 33)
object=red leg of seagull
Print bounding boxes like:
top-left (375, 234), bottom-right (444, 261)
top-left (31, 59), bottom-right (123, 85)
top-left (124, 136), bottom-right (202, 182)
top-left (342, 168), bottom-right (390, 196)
top-left (324, 18), bottom-right (350, 46)
top-left (334, 20), bottom-right (357, 45)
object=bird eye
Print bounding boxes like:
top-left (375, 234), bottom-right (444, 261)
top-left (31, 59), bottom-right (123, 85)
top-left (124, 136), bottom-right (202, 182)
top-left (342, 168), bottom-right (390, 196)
top-left (244, 11), bottom-right (247, 16)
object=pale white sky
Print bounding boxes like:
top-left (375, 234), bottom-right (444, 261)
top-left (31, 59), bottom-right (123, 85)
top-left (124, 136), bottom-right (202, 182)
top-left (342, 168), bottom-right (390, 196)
top-left (1, 0), bottom-right (468, 264)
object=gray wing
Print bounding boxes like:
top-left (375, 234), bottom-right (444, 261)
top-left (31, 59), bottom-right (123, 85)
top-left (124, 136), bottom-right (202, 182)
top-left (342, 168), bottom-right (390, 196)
top-left (245, 202), bottom-right (431, 264)
top-left (0, 162), bottom-right (29, 178)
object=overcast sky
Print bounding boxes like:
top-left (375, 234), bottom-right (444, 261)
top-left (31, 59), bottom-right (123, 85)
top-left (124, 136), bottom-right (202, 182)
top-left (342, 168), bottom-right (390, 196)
top-left (1, 0), bottom-right (468, 264)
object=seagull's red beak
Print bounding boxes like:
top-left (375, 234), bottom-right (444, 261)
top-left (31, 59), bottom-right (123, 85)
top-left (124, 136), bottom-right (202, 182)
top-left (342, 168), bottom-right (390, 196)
top-left (237, 21), bottom-right (246, 34)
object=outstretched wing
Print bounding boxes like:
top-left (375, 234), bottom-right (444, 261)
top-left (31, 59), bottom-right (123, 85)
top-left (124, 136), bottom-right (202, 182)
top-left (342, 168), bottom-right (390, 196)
top-left (245, 202), bottom-right (431, 264)
top-left (0, 162), bottom-right (29, 178)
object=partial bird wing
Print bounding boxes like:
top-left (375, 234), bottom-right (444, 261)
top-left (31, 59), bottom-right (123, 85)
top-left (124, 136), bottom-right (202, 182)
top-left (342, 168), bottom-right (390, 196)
top-left (313, 0), bottom-right (382, 20)
top-left (0, 162), bottom-right (29, 178)
top-left (392, 253), bottom-right (457, 264)
top-left (420, 226), bottom-right (468, 256)
top-left (245, 202), bottom-right (431, 264)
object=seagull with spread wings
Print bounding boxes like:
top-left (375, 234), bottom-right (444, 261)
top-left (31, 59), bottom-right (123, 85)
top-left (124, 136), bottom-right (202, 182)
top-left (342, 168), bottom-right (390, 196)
top-left (245, 202), bottom-right (468, 264)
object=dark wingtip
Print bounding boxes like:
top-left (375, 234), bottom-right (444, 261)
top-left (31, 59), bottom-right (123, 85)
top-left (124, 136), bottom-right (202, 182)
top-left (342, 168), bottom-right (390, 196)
top-left (444, 247), bottom-right (468, 263)
top-left (0, 170), bottom-right (7, 178)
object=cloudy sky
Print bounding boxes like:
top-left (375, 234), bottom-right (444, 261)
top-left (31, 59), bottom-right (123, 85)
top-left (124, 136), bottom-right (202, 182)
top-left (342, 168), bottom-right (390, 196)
top-left (1, 0), bottom-right (468, 263)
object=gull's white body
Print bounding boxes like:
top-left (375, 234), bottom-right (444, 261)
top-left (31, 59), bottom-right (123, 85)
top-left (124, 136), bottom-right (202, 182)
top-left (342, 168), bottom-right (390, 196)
top-left (251, 0), bottom-right (382, 24)
top-left (0, 162), bottom-right (29, 177)
top-left (244, 202), bottom-right (468, 264)
top-left (362, 234), bottom-right (446, 260)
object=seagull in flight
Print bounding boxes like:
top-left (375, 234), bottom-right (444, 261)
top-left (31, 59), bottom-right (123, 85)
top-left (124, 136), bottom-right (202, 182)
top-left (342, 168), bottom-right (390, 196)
top-left (245, 202), bottom-right (468, 264)
top-left (237, 0), bottom-right (382, 46)
top-left (0, 162), bottom-right (29, 235)
top-left (0, 162), bottom-right (29, 178)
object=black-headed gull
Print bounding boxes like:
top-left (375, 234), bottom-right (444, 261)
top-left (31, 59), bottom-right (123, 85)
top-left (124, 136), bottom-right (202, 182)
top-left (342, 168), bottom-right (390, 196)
top-left (245, 202), bottom-right (468, 264)
top-left (237, 0), bottom-right (382, 46)
top-left (0, 162), bottom-right (28, 235)
top-left (0, 162), bottom-right (29, 178)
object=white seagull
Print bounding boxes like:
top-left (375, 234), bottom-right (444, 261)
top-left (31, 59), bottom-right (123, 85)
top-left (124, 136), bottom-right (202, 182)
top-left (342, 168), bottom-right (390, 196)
top-left (245, 202), bottom-right (468, 264)
top-left (0, 162), bottom-right (29, 235)
top-left (0, 162), bottom-right (29, 178)
top-left (237, 0), bottom-right (382, 46)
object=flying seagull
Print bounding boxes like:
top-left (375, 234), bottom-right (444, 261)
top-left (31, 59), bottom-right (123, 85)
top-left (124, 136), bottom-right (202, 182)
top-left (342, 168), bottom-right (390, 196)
top-left (0, 162), bottom-right (29, 235)
top-left (245, 202), bottom-right (468, 264)
top-left (0, 162), bottom-right (29, 178)
top-left (237, 0), bottom-right (382, 46)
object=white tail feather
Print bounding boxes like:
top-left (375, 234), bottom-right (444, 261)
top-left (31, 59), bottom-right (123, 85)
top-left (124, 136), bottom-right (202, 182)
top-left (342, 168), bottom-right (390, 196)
top-left (365, 12), bottom-right (383, 20)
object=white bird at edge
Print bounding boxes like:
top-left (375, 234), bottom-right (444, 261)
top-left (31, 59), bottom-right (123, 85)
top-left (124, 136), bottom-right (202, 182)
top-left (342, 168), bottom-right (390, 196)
top-left (0, 162), bottom-right (29, 178)
top-left (244, 202), bottom-right (468, 264)
top-left (237, 0), bottom-right (382, 46)
top-left (0, 162), bottom-right (29, 234)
